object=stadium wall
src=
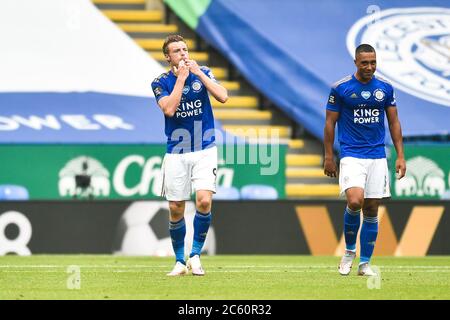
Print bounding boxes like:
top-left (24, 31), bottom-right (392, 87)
top-left (0, 144), bottom-right (285, 200)
top-left (389, 144), bottom-right (450, 199)
top-left (0, 200), bottom-right (448, 256)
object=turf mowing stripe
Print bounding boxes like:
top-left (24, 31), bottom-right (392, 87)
top-left (2, 269), bottom-right (450, 274)
top-left (2, 265), bottom-right (450, 269)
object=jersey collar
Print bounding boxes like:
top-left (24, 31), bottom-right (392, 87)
top-left (352, 73), bottom-right (374, 86)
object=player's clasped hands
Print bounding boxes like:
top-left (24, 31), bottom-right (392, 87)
top-left (173, 59), bottom-right (201, 79)
top-left (184, 59), bottom-right (201, 75)
top-left (172, 60), bottom-right (189, 80)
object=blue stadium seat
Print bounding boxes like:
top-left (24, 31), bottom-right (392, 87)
top-left (0, 185), bottom-right (29, 200)
top-left (214, 186), bottom-right (240, 200)
top-left (240, 184), bottom-right (278, 200)
top-left (442, 190), bottom-right (450, 200)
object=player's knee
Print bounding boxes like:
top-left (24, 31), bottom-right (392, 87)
top-left (363, 205), bottom-right (378, 217)
top-left (348, 198), bottom-right (363, 211)
top-left (169, 201), bottom-right (185, 215)
top-left (196, 198), bottom-right (211, 213)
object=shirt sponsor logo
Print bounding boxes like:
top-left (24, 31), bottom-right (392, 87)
top-left (176, 99), bottom-right (203, 118)
top-left (353, 108), bottom-right (380, 124)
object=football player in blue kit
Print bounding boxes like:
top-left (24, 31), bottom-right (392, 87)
top-left (324, 44), bottom-right (406, 276)
top-left (151, 35), bottom-right (228, 276)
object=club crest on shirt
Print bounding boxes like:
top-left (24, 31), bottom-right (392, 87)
top-left (192, 80), bottom-right (202, 92)
top-left (373, 89), bottom-right (385, 102)
top-left (361, 91), bottom-right (371, 99)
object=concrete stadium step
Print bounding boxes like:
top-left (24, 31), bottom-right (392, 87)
top-left (218, 81), bottom-right (240, 91)
top-left (102, 10), bottom-right (162, 22)
top-left (286, 154), bottom-right (322, 166)
top-left (118, 23), bottom-right (178, 33)
top-left (286, 167), bottom-right (325, 178)
top-left (214, 109), bottom-right (272, 121)
top-left (210, 67), bottom-right (227, 80)
top-left (286, 177), bottom-right (338, 184)
top-left (93, 0), bottom-right (146, 10)
top-left (288, 139), bottom-right (305, 149)
top-left (116, 19), bottom-right (177, 37)
top-left (287, 138), bottom-right (325, 156)
top-left (135, 38), bottom-right (195, 50)
top-left (285, 184), bottom-right (340, 197)
top-left (211, 96), bottom-right (257, 108)
top-left (222, 125), bottom-right (291, 139)
top-left (150, 51), bottom-right (209, 63)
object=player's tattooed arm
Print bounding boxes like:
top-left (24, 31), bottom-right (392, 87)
top-left (323, 110), bottom-right (339, 178)
top-left (186, 59), bottom-right (228, 103)
top-left (386, 106), bottom-right (406, 179)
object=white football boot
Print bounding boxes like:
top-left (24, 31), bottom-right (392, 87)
top-left (338, 250), bottom-right (356, 275)
top-left (167, 261), bottom-right (188, 276)
top-left (357, 263), bottom-right (377, 276)
top-left (186, 255), bottom-right (205, 276)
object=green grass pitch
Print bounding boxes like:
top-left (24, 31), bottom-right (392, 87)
top-left (0, 255), bottom-right (449, 300)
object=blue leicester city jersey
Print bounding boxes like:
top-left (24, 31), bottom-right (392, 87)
top-left (326, 74), bottom-right (397, 159)
top-left (151, 67), bottom-right (216, 154)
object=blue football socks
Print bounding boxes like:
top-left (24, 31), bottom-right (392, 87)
top-left (360, 216), bottom-right (378, 265)
top-left (344, 206), bottom-right (361, 251)
top-left (190, 211), bottom-right (211, 258)
top-left (169, 218), bottom-right (186, 264)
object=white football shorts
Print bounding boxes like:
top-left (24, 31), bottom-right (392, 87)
top-left (161, 146), bottom-right (217, 201)
top-left (339, 156), bottom-right (390, 199)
